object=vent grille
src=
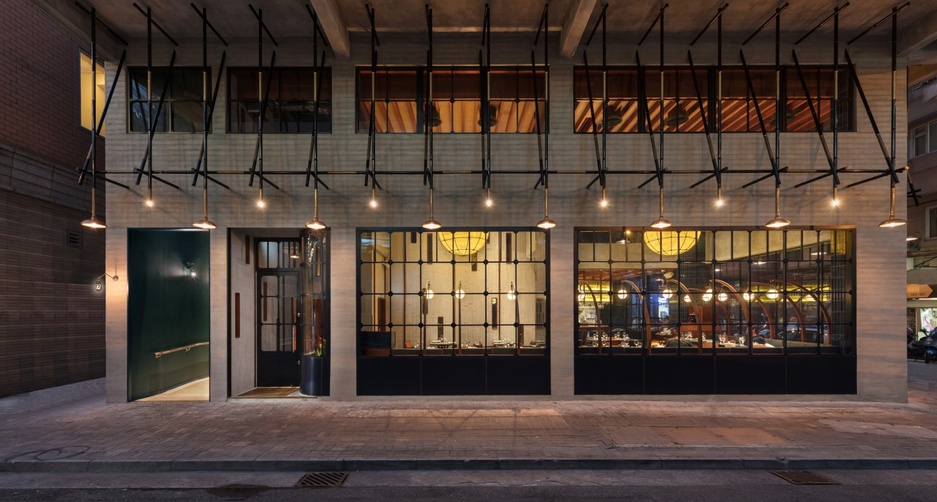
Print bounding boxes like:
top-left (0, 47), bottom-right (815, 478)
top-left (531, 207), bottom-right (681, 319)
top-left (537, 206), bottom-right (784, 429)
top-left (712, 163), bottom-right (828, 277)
top-left (67, 231), bottom-right (82, 249)
top-left (771, 471), bottom-right (839, 485)
top-left (295, 472), bottom-right (348, 488)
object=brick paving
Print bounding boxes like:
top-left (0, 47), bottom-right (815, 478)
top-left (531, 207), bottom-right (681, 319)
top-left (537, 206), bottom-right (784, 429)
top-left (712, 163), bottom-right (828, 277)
top-left (2, 364), bottom-right (937, 472)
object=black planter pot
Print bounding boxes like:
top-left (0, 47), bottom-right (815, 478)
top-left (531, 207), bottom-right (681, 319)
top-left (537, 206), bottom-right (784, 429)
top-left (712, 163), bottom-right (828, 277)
top-left (300, 355), bottom-right (329, 396)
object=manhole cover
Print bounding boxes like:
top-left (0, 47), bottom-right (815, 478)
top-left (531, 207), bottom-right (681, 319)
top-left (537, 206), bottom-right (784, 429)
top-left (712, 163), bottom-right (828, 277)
top-left (296, 472), bottom-right (349, 488)
top-left (771, 471), bottom-right (840, 485)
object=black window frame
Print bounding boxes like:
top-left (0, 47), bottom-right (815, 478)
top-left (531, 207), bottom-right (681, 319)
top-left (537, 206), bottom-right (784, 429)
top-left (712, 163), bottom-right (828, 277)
top-left (226, 66), bottom-right (332, 134)
top-left (127, 66), bottom-right (211, 134)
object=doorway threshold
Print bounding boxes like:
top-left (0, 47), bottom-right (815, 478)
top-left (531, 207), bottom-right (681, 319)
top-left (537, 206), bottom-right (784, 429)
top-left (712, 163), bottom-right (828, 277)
top-left (138, 377), bottom-right (209, 402)
top-left (234, 387), bottom-right (308, 398)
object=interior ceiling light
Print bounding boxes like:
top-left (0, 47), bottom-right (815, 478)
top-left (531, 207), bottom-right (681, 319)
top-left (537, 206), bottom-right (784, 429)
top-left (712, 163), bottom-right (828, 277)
top-left (879, 183), bottom-right (906, 228)
top-left (438, 232), bottom-right (487, 256)
top-left (478, 103), bottom-right (498, 127)
top-left (642, 230), bottom-right (699, 256)
top-left (765, 185), bottom-right (790, 228)
top-left (605, 106), bottom-right (623, 127)
top-left (665, 105), bottom-right (688, 127)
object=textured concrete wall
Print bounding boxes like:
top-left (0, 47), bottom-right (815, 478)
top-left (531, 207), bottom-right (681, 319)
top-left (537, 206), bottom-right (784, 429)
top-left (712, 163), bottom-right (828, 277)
top-left (0, 0), bottom-right (105, 397)
top-left (102, 31), bottom-right (909, 402)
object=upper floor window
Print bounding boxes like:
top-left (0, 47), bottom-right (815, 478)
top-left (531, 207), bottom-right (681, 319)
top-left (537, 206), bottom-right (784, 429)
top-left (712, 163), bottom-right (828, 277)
top-left (80, 52), bottom-right (106, 136)
top-left (912, 119), bottom-right (937, 158)
top-left (573, 66), bottom-right (853, 134)
top-left (228, 67), bottom-right (332, 134)
top-left (128, 67), bottom-right (208, 133)
top-left (356, 67), bottom-right (546, 134)
top-left (926, 206), bottom-right (937, 239)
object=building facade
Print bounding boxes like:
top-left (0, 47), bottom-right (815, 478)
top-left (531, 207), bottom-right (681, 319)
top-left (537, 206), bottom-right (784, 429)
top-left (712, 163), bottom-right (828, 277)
top-left (0, 0), bottom-right (106, 397)
top-left (43, 1), bottom-right (927, 403)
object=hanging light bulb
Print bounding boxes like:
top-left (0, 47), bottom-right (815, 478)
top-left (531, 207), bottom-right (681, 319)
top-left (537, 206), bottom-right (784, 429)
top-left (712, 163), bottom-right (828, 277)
top-left (766, 288), bottom-right (780, 300)
top-left (683, 294), bottom-right (691, 303)
top-left (661, 287), bottom-right (673, 300)
top-left (878, 182), bottom-right (906, 228)
top-left (765, 185), bottom-right (790, 228)
top-left (715, 185), bottom-right (724, 208)
top-left (717, 292), bottom-right (728, 302)
top-left (485, 188), bottom-right (493, 208)
top-left (600, 186), bottom-right (609, 208)
top-left (193, 185), bottom-right (216, 230)
top-left (507, 282), bottom-right (517, 301)
top-left (617, 287), bottom-right (627, 300)
top-left (256, 187), bottom-right (266, 209)
top-left (369, 187), bottom-right (378, 209)
top-left (425, 281), bottom-right (434, 299)
top-left (831, 185), bottom-right (840, 208)
top-left (650, 186), bottom-right (672, 229)
top-left (702, 288), bottom-right (713, 302)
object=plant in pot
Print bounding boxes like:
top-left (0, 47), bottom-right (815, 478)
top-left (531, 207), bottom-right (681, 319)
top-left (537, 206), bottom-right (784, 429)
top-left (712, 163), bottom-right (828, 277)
top-left (300, 334), bottom-right (329, 396)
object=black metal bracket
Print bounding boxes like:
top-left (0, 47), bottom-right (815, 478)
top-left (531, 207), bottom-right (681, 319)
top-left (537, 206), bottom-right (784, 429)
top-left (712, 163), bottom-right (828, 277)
top-left (582, 3), bottom-right (608, 191)
top-left (305, 3), bottom-right (330, 191)
top-left (134, 50), bottom-right (177, 187)
top-left (531, 4), bottom-right (549, 190)
top-left (363, 3), bottom-right (382, 191)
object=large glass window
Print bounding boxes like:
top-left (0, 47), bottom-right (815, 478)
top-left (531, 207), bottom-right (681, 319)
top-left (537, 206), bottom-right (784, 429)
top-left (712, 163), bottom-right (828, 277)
top-left (227, 67), bottom-right (332, 134)
top-left (128, 67), bottom-right (208, 133)
top-left (358, 229), bottom-right (549, 355)
top-left (573, 66), bottom-right (853, 133)
top-left (911, 119), bottom-right (937, 158)
top-left (575, 228), bottom-right (854, 356)
top-left (357, 67), bottom-right (546, 134)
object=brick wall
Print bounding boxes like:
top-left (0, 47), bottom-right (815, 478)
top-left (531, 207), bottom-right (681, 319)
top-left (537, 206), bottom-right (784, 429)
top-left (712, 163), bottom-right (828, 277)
top-left (0, 0), bottom-right (105, 397)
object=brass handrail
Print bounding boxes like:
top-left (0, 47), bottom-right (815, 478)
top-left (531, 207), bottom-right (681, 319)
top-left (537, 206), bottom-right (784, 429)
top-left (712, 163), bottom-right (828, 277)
top-left (154, 342), bottom-right (209, 360)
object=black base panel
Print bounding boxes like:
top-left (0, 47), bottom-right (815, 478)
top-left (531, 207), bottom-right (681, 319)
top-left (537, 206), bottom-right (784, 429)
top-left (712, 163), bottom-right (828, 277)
top-left (715, 356), bottom-right (786, 394)
top-left (787, 356), bottom-right (857, 394)
top-left (574, 355), bottom-right (644, 394)
top-left (357, 356), bottom-right (421, 396)
top-left (486, 356), bottom-right (550, 395)
top-left (645, 356), bottom-right (716, 394)
top-left (421, 356), bottom-right (487, 395)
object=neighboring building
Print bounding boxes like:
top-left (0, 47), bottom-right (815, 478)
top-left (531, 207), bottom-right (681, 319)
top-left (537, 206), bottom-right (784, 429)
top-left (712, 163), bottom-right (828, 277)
top-left (33, 0), bottom-right (937, 403)
top-left (0, 0), bottom-right (106, 397)
top-left (907, 65), bottom-right (937, 332)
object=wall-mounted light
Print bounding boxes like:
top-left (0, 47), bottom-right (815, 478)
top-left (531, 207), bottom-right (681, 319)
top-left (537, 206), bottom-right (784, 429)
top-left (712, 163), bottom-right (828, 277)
top-left (94, 271), bottom-right (118, 292)
top-left (507, 282), bottom-right (516, 301)
top-left (185, 261), bottom-right (197, 278)
top-left (425, 281), bottom-right (434, 300)
top-left (455, 281), bottom-right (465, 300)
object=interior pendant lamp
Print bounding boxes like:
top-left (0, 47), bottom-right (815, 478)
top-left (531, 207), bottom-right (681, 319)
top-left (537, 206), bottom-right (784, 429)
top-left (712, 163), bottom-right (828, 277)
top-left (879, 182), bottom-right (906, 228)
top-left (765, 185), bottom-right (790, 228)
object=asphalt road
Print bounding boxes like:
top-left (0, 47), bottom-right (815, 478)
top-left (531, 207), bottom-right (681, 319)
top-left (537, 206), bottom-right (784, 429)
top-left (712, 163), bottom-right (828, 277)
top-left (2, 469), bottom-right (936, 501)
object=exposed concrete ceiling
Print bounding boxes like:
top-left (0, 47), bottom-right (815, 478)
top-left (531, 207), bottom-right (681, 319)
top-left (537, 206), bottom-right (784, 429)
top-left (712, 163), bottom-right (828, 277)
top-left (35, 0), bottom-right (937, 63)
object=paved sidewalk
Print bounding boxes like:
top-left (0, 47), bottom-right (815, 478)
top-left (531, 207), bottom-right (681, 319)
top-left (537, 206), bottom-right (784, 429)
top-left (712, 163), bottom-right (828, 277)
top-left (2, 363), bottom-right (937, 473)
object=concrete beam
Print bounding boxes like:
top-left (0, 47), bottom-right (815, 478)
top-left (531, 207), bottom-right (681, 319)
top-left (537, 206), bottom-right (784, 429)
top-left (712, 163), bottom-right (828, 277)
top-left (310, 0), bottom-right (350, 58)
top-left (32, 0), bottom-right (125, 61)
top-left (560, 0), bottom-right (597, 59)
top-left (899, 8), bottom-right (937, 59)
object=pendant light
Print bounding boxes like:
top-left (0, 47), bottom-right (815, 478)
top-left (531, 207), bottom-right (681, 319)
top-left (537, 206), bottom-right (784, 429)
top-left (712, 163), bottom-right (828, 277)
top-left (536, 187), bottom-right (556, 229)
top-left (879, 182), bottom-right (906, 228)
top-left (421, 4), bottom-right (442, 231)
top-left (193, 6), bottom-right (216, 231)
top-left (305, 11), bottom-right (326, 233)
top-left (650, 187), bottom-right (672, 229)
top-left (82, 7), bottom-right (105, 230)
top-left (765, 185), bottom-right (790, 228)
top-left (305, 187), bottom-right (326, 230)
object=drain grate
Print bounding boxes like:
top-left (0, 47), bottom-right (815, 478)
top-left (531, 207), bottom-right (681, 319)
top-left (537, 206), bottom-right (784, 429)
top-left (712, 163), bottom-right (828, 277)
top-left (295, 472), bottom-right (349, 488)
top-left (771, 471), bottom-right (840, 485)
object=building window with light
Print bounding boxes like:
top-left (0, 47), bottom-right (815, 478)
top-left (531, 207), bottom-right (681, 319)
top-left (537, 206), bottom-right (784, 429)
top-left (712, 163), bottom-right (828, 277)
top-left (357, 229), bottom-right (549, 395)
top-left (575, 228), bottom-right (855, 395)
top-left (572, 66), bottom-right (853, 134)
top-left (227, 67), bottom-right (332, 134)
top-left (356, 67), bottom-right (546, 134)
